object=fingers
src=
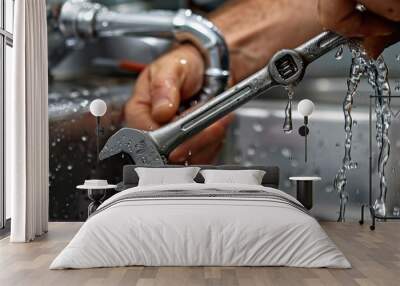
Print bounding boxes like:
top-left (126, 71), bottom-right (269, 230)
top-left (362, 32), bottom-right (400, 58)
top-left (148, 61), bottom-right (183, 124)
top-left (360, 0), bottom-right (400, 22)
top-left (178, 45), bottom-right (205, 101)
top-left (125, 44), bottom-right (205, 130)
top-left (149, 45), bottom-right (205, 124)
top-left (189, 142), bottom-right (223, 164)
top-left (168, 114), bottom-right (234, 164)
top-left (125, 69), bottom-right (160, 131)
top-left (318, 0), bottom-right (396, 38)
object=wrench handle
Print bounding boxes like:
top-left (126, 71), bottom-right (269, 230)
top-left (150, 31), bottom-right (348, 157)
top-left (296, 31), bottom-right (347, 64)
top-left (150, 68), bottom-right (274, 156)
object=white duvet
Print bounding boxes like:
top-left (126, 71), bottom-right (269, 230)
top-left (50, 183), bottom-right (350, 269)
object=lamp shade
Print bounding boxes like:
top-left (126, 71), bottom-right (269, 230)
top-left (297, 99), bottom-right (314, 117)
top-left (89, 99), bottom-right (107, 117)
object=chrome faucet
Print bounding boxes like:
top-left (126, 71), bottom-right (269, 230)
top-left (58, 0), bottom-right (230, 101)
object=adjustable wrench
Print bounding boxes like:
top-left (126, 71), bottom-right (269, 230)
top-left (99, 31), bottom-right (347, 165)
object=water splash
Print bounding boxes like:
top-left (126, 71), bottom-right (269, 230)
top-left (334, 44), bottom-right (392, 221)
top-left (253, 122), bottom-right (263, 133)
top-left (283, 85), bottom-right (294, 133)
top-left (334, 45), bottom-right (368, 222)
top-left (370, 56), bottom-right (392, 217)
top-left (335, 45), bottom-right (344, 60)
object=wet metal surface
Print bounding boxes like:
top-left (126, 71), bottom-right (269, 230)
top-left (49, 78), bottom-right (132, 221)
top-left (221, 96), bottom-right (400, 221)
top-left (48, 44), bottom-right (400, 222)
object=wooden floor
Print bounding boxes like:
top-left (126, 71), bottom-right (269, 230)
top-left (0, 222), bottom-right (399, 286)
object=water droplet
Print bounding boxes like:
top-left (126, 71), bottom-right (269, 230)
top-left (81, 136), bottom-right (88, 142)
top-left (353, 120), bottom-right (358, 126)
top-left (51, 141), bottom-right (56, 147)
top-left (283, 180), bottom-right (291, 188)
top-left (243, 161), bottom-right (252, 167)
top-left (393, 206), bottom-right (400, 216)
top-left (335, 45), bottom-right (344, 60)
top-left (283, 86), bottom-right (294, 133)
top-left (252, 123), bottom-right (263, 133)
top-left (396, 54), bottom-right (400, 61)
top-left (67, 165), bottom-right (73, 171)
top-left (281, 148), bottom-right (292, 158)
top-left (70, 91), bottom-right (80, 98)
top-left (80, 100), bottom-right (89, 108)
top-left (349, 162), bottom-right (358, 169)
top-left (188, 150), bottom-right (192, 156)
top-left (247, 147), bottom-right (256, 156)
top-left (234, 155), bottom-right (241, 163)
top-left (325, 186), bottom-right (334, 193)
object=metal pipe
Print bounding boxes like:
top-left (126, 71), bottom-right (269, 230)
top-left (59, 0), bottom-right (230, 99)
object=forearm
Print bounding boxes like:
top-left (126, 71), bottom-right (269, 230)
top-left (210, 0), bottom-right (323, 82)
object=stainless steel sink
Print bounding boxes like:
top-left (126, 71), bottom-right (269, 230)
top-left (49, 78), bottom-right (131, 220)
top-left (48, 8), bottom-right (400, 223)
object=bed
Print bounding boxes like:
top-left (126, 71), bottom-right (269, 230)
top-left (50, 165), bottom-right (350, 269)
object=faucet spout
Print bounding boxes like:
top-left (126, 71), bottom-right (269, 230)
top-left (59, 0), bottom-right (230, 100)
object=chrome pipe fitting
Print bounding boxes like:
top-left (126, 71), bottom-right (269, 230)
top-left (59, 0), bottom-right (230, 99)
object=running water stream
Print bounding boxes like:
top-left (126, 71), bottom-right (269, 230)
top-left (283, 85), bottom-right (294, 133)
top-left (334, 44), bottom-right (392, 221)
top-left (369, 57), bottom-right (392, 217)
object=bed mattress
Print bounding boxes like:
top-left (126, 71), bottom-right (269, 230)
top-left (50, 183), bottom-right (350, 269)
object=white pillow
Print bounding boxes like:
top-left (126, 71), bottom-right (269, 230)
top-left (135, 167), bottom-right (200, 186)
top-left (200, 169), bottom-right (266, 185)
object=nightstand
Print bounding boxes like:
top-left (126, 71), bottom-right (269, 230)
top-left (77, 180), bottom-right (116, 216)
top-left (289, 176), bottom-right (321, 210)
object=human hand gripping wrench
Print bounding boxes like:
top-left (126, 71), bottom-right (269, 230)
top-left (99, 32), bottom-right (348, 165)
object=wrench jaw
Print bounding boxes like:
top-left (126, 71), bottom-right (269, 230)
top-left (268, 49), bottom-right (306, 87)
top-left (99, 128), bottom-right (165, 166)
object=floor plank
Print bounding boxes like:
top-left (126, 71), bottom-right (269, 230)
top-left (0, 222), bottom-right (399, 286)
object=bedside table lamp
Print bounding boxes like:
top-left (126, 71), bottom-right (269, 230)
top-left (89, 99), bottom-right (107, 165)
top-left (76, 99), bottom-right (115, 217)
top-left (298, 99), bottom-right (315, 163)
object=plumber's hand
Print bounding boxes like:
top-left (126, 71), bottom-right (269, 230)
top-left (318, 0), bottom-right (400, 57)
top-left (125, 44), bottom-right (233, 164)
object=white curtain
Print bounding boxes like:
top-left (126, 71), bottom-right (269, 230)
top-left (7, 0), bottom-right (49, 242)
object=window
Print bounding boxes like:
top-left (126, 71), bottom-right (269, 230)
top-left (0, 0), bottom-right (13, 230)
